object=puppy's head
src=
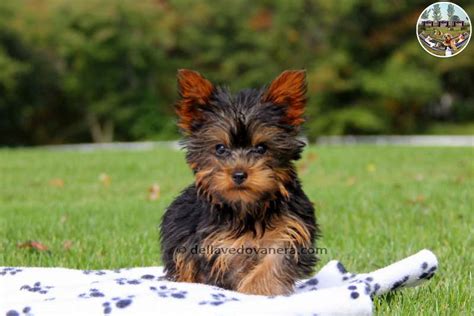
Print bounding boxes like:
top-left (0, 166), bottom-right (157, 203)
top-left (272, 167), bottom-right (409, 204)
top-left (176, 69), bottom-right (307, 206)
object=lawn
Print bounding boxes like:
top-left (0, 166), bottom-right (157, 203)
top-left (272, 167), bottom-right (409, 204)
top-left (421, 26), bottom-right (467, 38)
top-left (418, 26), bottom-right (469, 56)
top-left (0, 145), bottom-right (472, 314)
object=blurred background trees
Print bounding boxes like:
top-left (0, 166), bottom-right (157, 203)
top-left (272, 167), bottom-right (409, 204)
top-left (0, 0), bottom-right (473, 145)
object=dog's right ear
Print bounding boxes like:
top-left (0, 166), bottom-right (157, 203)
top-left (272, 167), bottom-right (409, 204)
top-left (176, 69), bottom-right (214, 133)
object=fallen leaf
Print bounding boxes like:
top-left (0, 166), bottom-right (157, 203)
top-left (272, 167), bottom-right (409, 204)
top-left (414, 174), bottom-right (424, 181)
top-left (346, 176), bottom-right (357, 186)
top-left (63, 240), bottom-right (73, 250)
top-left (306, 152), bottom-right (319, 162)
top-left (297, 162), bottom-right (309, 174)
top-left (49, 178), bottom-right (64, 187)
top-left (415, 195), bottom-right (426, 203)
top-left (148, 183), bottom-right (161, 201)
top-left (407, 194), bottom-right (426, 205)
top-left (99, 173), bottom-right (111, 187)
top-left (454, 175), bottom-right (465, 184)
top-left (17, 240), bottom-right (49, 252)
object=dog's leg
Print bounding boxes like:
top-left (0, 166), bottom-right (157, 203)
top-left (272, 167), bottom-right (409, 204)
top-left (237, 253), bottom-right (296, 296)
top-left (236, 213), bottom-right (314, 295)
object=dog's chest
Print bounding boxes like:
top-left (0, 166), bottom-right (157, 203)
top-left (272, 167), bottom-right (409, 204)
top-left (202, 214), bottom-right (311, 282)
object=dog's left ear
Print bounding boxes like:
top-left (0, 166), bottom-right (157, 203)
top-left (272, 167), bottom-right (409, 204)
top-left (263, 70), bottom-right (307, 126)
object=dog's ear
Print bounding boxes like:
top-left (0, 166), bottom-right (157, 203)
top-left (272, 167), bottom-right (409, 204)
top-left (263, 70), bottom-right (307, 126)
top-left (176, 69), bottom-right (214, 133)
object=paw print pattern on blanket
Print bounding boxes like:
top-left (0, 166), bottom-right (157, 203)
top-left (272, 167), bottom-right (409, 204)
top-left (296, 276), bottom-right (320, 291)
top-left (0, 249), bottom-right (438, 316)
top-left (78, 288), bottom-right (105, 298)
top-left (82, 270), bottom-right (108, 276)
top-left (20, 282), bottom-right (54, 295)
top-left (198, 293), bottom-right (240, 306)
top-left (149, 284), bottom-right (188, 299)
top-left (96, 297), bottom-right (135, 314)
top-left (419, 261), bottom-right (437, 280)
top-left (5, 306), bottom-right (32, 316)
top-left (114, 277), bottom-right (142, 285)
top-left (1, 267), bottom-right (23, 276)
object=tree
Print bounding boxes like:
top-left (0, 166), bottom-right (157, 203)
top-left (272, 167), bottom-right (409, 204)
top-left (432, 4), bottom-right (442, 21)
top-left (421, 9), bottom-right (430, 20)
top-left (447, 4), bottom-right (455, 21)
top-left (0, 0), bottom-right (473, 145)
top-left (49, 1), bottom-right (178, 142)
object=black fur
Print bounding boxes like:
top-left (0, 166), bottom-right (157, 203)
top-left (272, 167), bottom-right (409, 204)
top-left (161, 181), bottom-right (318, 290)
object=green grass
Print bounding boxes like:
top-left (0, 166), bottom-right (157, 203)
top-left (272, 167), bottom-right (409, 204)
top-left (0, 146), bottom-right (473, 314)
top-left (422, 26), bottom-right (466, 38)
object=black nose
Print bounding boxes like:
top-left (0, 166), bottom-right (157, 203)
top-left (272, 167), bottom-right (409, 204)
top-left (232, 171), bottom-right (247, 185)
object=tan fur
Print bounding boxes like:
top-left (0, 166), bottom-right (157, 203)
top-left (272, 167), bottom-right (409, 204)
top-left (263, 70), bottom-right (307, 126)
top-left (202, 214), bottom-right (312, 294)
top-left (237, 253), bottom-right (294, 295)
top-left (174, 252), bottom-right (198, 283)
top-left (250, 126), bottom-right (283, 146)
top-left (209, 158), bottom-right (280, 206)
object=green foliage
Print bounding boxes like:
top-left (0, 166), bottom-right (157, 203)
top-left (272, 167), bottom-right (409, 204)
top-left (426, 122), bottom-right (474, 135)
top-left (447, 4), bottom-right (455, 21)
top-left (451, 15), bottom-right (461, 22)
top-left (432, 4), bottom-right (442, 21)
top-left (307, 107), bottom-right (386, 137)
top-left (0, 0), bottom-right (473, 145)
top-left (421, 8), bottom-right (430, 20)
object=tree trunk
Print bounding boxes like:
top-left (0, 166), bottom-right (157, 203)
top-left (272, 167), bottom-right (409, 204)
top-left (86, 113), bottom-right (114, 143)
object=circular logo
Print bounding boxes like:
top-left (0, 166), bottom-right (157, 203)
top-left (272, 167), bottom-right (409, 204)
top-left (416, 2), bottom-right (471, 58)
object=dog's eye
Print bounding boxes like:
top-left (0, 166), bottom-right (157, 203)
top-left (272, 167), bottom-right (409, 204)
top-left (255, 144), bottom-right (267, 155)
top-left (215, 144), bottom-right (228, 156)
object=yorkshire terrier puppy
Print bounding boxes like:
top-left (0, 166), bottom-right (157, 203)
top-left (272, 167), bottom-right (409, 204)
top-left (160, 69), bottom-right (319, 296)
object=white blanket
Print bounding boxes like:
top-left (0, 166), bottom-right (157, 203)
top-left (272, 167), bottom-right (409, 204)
top-left (0, 249), bottom-right (438, 316)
